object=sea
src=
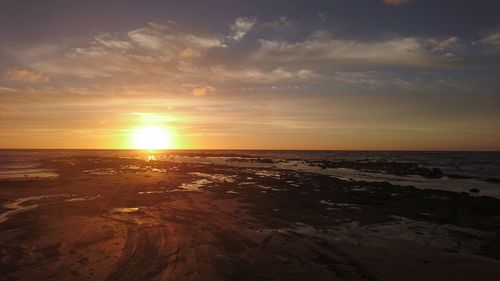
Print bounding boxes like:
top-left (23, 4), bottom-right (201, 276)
top-left (1, 149), bottom-right (499, 198)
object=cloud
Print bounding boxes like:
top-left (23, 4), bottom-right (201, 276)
top-left (253, 32), bottom-right (467, 67)
top-left (179, 47), bottom-right (201, 59)
top-left (127, 22), bottom-right (225, 50)
top-left (10, 18), bottom-right (322, 90)
top-left (192, 86), bottom-right (216, 97)
top-left (332, 71), bottom-right (477, 92)
top-left (481, 31), bottom-right (500, 47)
top-left (4, 69), bottom-right (49, 83)
top-left (0, 87), bottom-right (19, 94)
top-left (229, 17), bottom-right (257, 41)
top-left (6, 18), bottom-right (497, 97)
top-left (383, 0), bottom-right (413, 5)
top-left (260, 17), bottom-right (294, 31)
top-left (334, 71), bottom-right (384, 87)
top-left (211, 66), bottom-right (320, 83)
top-left (93, 34), bottom-right (132, 50)
top-left (14, 21), bottom-right (226, 79)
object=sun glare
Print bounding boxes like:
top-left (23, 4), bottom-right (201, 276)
top-left (131, 126), bottom-right (173, 150)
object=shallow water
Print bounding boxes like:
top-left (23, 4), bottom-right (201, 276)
top-left (1, 149), bottom-right (498, 198)
top-left (0, 168), bottom-right (58, 179)
top-left (0, 194), bottom-right (69, 223)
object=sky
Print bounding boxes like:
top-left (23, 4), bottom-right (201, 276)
top-left (0, 0), bottom-right (499, 150)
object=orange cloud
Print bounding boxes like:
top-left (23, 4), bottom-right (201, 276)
top-left (192, 86), bottom-right (215, 97)
top-left (4, 69), bottom-right (49, 83)
top-left (179, 47), bottom-right (200, 59)
top-left (383, 0), bottom-right (413, 5)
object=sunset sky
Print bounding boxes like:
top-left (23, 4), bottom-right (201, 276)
top-left (1, 0), bottom-right (499, 150)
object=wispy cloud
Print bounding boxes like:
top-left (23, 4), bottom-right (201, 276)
top-left (4, 17), bottom-right (499, 98)
top-left (332, 71), bottom-right (479, 92)
top-left (253, 31), bottom-right (470, 67)
top-left (0, 87), bottom-right (19, 93)
top-left (9, 19), bottom-right (327, 88)
top-left (481, 31), bottom-right (500, 47)
top-left (14, 21), bottom-right (226, 80)
top-left (127, 22), bottom-right (225, 50)
top-left (210, 66), bottom-right (320, 83)
top-left (4, 69), bottom-right (49, 83)
top-left (334, 71), bottom-right (384, 87)
top-left (192, 86), bottom-right (216, 97)
top-left (229, 17), bottom-right (257, 41)
top-left (382, 0), bottom-right (413, 5)
top-left (179, 47), bottom-right (201, 59)
top-left (260, 17), bottom-right (294, 31)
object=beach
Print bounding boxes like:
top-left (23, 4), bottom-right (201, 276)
top-left (0, 151), bottom-right (499, 280)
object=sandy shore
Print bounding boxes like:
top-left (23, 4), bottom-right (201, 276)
top-left (0, 156), bottom-right (499, 281)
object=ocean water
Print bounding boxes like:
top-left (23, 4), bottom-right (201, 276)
top-left (1, 149), bottom-right (499, 197)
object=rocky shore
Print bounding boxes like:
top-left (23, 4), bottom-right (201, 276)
top-left (0, 155), bottom-right (499, 281)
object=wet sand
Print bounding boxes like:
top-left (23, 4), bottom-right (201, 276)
top-left (0, 156), bottom-right (499, 281)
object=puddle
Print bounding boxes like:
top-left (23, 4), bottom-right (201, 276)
top-left (138, 190), bottom-right (167, 195)
top-left (150, 168), bottom-right (167, 173)
top-left (319, 200), bottom-right (336, 206)
top-left (0, 169), bottom-right (58, 179)
top-left (0, 193), bottom-right (107, 223)
top-left (189, 172), bottom-right (236, 183)
top-left (106, 207), bottom-right (156, 225)
top-left (64, 195), bottom-right (102, 202)
top-left (257, 185), bottom-right (280, 191)
top-left (319, 200), bottom-right (361, 208)
top-left (112, 207), bottom-right (140, 213)
top-left (178, 179), bottom-right (212, 192)
top-left (99, 164), bottom-right (173, 175)
top-left (177, 172), bottom-right (237, 192)
top-left (0, 194), bottom-right (71, 223)
top-left (82, 168), bottom-right (116, 175)
top-left (140, 153), bottom-right (500, 199)
top-left (350, 187), bottom-right (368, 192)
top-left (123, 165), bottom-right (142, 170)
top-left (239, 181), bottom-right (257, 185)
top-left (255, 170), bottom-right (281, 179)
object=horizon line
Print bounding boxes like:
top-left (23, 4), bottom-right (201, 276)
top-left (0, 148), bottom-right (499, 153)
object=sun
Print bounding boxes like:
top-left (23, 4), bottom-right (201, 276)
top-left (131, 126), bottom-right (173, 150)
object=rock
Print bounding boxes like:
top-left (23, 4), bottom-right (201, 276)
top-left (469, 188), bottom-right (480, 193)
